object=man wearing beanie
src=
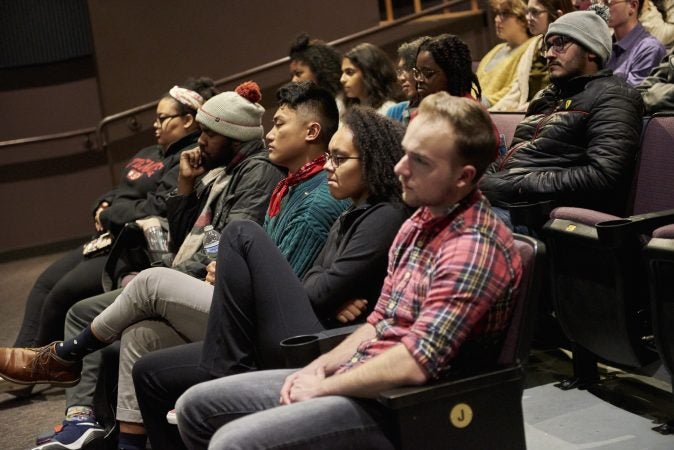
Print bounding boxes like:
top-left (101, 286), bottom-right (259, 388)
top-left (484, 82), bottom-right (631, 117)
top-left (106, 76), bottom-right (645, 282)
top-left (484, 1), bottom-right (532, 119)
top-left (2, 82), bottom-right (348, 450)
top-left (8, 81), bottom-right (286, 450)
top-left (605, 0), bottom-right (665, 87)
top-left (481, 8), bottom-right (644, 220)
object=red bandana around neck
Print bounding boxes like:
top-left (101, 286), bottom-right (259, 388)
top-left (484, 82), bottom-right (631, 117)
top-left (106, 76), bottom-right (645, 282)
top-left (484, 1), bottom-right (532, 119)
top-left (267, 154), bottom-right (327, 218)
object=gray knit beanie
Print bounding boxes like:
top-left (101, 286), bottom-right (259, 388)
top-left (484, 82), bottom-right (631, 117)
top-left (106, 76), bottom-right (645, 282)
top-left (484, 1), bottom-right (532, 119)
top-left (545, 10), bottom-right (612, 66)
top-left (196, 81), bottom-right (265, 141)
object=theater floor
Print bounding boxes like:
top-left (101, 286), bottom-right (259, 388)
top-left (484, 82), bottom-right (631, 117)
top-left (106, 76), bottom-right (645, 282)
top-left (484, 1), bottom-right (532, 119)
top-left (1, 252), bottom-right (673, 449)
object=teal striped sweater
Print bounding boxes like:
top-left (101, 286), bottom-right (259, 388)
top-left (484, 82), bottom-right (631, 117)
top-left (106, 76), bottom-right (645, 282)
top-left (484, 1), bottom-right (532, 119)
top-left (264, 171), bottom-right (350, 278)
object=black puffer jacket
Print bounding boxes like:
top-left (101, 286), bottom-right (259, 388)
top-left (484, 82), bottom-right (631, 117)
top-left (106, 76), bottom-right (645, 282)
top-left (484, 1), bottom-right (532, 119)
top-left (481, 69), bottom-right (644, 216)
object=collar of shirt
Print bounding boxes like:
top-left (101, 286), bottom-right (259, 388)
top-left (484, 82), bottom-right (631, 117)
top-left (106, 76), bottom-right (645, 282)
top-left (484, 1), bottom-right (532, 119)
top-left (613, 23), bottom-right (648, 55)
top-left (409, 189), bottom-right (481, 231)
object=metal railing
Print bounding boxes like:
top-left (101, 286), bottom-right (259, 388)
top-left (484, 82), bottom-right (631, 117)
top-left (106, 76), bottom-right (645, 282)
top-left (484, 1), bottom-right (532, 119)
top-left (3, 0), bottom-right (483, 160)
top-left (0, 127), bottom-right (96, 150)
top-left (382, 0), bottom-right (479, 21)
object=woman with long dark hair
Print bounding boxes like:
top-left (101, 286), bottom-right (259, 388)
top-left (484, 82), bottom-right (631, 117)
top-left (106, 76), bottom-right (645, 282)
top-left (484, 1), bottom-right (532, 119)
top-left (341, 43), bottom-right (402, 114)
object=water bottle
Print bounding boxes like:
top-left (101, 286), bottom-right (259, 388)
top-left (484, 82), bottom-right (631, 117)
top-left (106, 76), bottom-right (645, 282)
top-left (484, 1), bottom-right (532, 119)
top-left (203, 225), bottom-right (221, 260)
top-left (143, 226), bottom-right (169, 264)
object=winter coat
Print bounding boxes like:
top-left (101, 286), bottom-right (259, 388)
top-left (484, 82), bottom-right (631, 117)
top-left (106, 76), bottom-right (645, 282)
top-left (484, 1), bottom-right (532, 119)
top-left (481, 70), bottom-right (644, 216)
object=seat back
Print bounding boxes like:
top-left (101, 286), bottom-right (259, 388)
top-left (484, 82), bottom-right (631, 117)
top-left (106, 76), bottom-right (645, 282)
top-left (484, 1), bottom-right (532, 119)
top-left (632, 114), bottom-right (674, 215)
top-left (645, 224), bottom-right (674, 380)
top-left (541, 115), bottom-right (674, 371)
top-left (497, 234), bottom-right (546, 367)
top-left (543, 208), bottom-right (658, 368)
top-left (490, 112), bottom-right (525, 150)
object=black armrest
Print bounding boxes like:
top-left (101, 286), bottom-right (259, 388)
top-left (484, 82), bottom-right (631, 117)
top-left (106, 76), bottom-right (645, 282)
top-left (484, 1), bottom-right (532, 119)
top-left (280, 325), bottom-right (360, 368)
top-left (596, 208), bottom-right (674, 247)
top-left (508, 200), bottom-right (554, 230)
top-left (377, 365), bottom-right (523, 410)
top-left (315, 325), bottom-right (360, 354)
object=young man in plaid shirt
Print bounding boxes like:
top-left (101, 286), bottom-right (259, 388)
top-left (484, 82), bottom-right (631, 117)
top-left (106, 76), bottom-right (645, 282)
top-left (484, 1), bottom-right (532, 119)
top-left (175, 92), bottom-right (523, 449)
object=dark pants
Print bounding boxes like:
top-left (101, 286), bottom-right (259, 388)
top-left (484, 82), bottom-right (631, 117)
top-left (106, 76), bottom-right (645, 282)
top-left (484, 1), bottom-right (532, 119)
top-left (200, 219), bottom-right (323, 376)
top-left (134, 219), bottom-right (325, 448)
top-left (133, 343), bottom-right (210, 450)
top-left (15, 247), bottom-right (107, 347)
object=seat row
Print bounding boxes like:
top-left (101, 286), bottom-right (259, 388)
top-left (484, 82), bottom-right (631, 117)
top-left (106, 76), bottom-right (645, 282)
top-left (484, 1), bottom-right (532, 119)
top-left (491, 111), bottom-right (674, 433)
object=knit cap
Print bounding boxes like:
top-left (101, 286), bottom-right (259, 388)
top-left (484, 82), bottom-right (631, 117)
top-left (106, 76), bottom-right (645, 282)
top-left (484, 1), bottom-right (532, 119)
top-left (545, 9), bottom-right (611, 66)
top-left (196, 81), bottom-right (265, 141)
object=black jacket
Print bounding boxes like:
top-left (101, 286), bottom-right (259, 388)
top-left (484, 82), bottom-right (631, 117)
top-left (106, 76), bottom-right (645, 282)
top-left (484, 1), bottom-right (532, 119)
top-left (481, 70), bottom-right (644, 216)
top-left (167, 139), bottom-right (285, 277)
top-left (302, 200), bottom-right (410, 327)
top-left (95, 131), bottom-right (199, 235)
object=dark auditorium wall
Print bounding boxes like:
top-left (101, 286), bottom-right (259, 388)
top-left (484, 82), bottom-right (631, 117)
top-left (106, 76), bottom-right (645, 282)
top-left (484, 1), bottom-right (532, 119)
top-left (0, 0), bottom-right (380, 257)
top-left (87, 0), bottom-right (379, 115)
top-left (0, 1), bottom-right (105, 258)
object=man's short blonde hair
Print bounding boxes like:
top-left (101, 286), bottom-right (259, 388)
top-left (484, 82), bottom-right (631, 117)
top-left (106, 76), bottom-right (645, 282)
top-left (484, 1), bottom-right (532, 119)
top-left (418, 92), bottom-right (497, 180)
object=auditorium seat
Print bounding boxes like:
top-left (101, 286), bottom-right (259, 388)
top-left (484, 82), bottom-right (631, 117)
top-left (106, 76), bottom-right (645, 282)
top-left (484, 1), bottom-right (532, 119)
top-left (644, 224), bottom-right (674, 434)
top-left (542, 113), bottom-right (674, 388)
top-left (489, 112), bottom-right (525, 150)
top-left (284, 234), bottom-right (545, 449)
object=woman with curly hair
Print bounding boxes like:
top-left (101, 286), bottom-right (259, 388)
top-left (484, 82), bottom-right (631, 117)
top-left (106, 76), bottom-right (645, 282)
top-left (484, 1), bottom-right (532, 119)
top-left (477, 0), bottom-right (535, 107)
top-left (288, 33), bottom-right (342, 98)
top-left (341, 43), bottom-right (402, 114)
top-left (389, 34), bottom-right (481, 125)
top-left (129, 107), bottom-right (411, 449)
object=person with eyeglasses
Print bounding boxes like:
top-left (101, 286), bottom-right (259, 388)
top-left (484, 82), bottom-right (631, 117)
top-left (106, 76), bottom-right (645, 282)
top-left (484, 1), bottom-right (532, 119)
top-left (340, 43), bottom-right (402, 115)
top-left (490, 0), bottom-right (574, 111)
top-left (477, 0), bottom-right (536, 108)
top-left (10, 82), bottom-right (344, 450)
top-left (386, 36), bottom-right (431, 126)
top-left (121, 107), bottom-right (408, 449)
top-left (415, 34), bottom-right (483, 102)
top-left (605, 0), bottom-right (665, 87)
top-left (175, 94), bottom-right (522, 450)
top-left (481, 8), bottom-right (644, 225)
top-left (1, 78), bottom-right (217, 400)
top-left (388, 35), bottom-right (482, 126)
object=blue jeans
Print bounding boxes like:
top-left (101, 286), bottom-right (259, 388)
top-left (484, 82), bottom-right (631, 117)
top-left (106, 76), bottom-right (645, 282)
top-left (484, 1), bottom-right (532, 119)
top-left (176, 369), bottom-right (395, 450)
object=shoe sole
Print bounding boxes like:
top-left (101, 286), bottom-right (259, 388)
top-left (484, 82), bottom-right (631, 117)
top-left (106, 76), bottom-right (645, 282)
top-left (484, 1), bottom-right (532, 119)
top-left (32, 427), bottom-right (105, 450)
top-left (0, 379), bottom-right (34, 396)
top-left (0, 373), bottom-right (80, 388)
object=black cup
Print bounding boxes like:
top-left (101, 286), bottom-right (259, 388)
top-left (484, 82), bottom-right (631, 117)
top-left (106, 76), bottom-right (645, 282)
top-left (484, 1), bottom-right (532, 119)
top-left (280, 334), bottom-right (320, 368)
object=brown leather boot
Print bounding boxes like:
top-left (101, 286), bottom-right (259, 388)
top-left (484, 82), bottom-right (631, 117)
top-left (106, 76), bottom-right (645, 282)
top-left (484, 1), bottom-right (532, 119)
top-left (0, 342), bottom-right (81, 387)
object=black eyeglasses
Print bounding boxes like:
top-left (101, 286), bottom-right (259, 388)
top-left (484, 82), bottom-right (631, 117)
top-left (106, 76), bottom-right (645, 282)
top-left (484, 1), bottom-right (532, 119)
top-left (493, 9), bottom-right (516, 19)
top-left (545, 35), bottom-right (574, 53)
top-left (525, 7), bottom-right (546, 17)
top-left (325, 152), bottom-right (361, 168)
top-left (154, 114), bottom-right (183, 126)
top-left (412, 67), bottom-right (437, 81)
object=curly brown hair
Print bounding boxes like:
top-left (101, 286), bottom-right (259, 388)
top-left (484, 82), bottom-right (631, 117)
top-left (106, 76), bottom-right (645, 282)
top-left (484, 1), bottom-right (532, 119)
top-left (340, 106), bottom-right (405, 203)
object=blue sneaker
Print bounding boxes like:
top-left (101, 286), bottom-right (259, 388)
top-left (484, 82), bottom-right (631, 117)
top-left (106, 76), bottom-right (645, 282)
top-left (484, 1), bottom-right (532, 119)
top-left (33, 417), bottom-right (106, 450)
